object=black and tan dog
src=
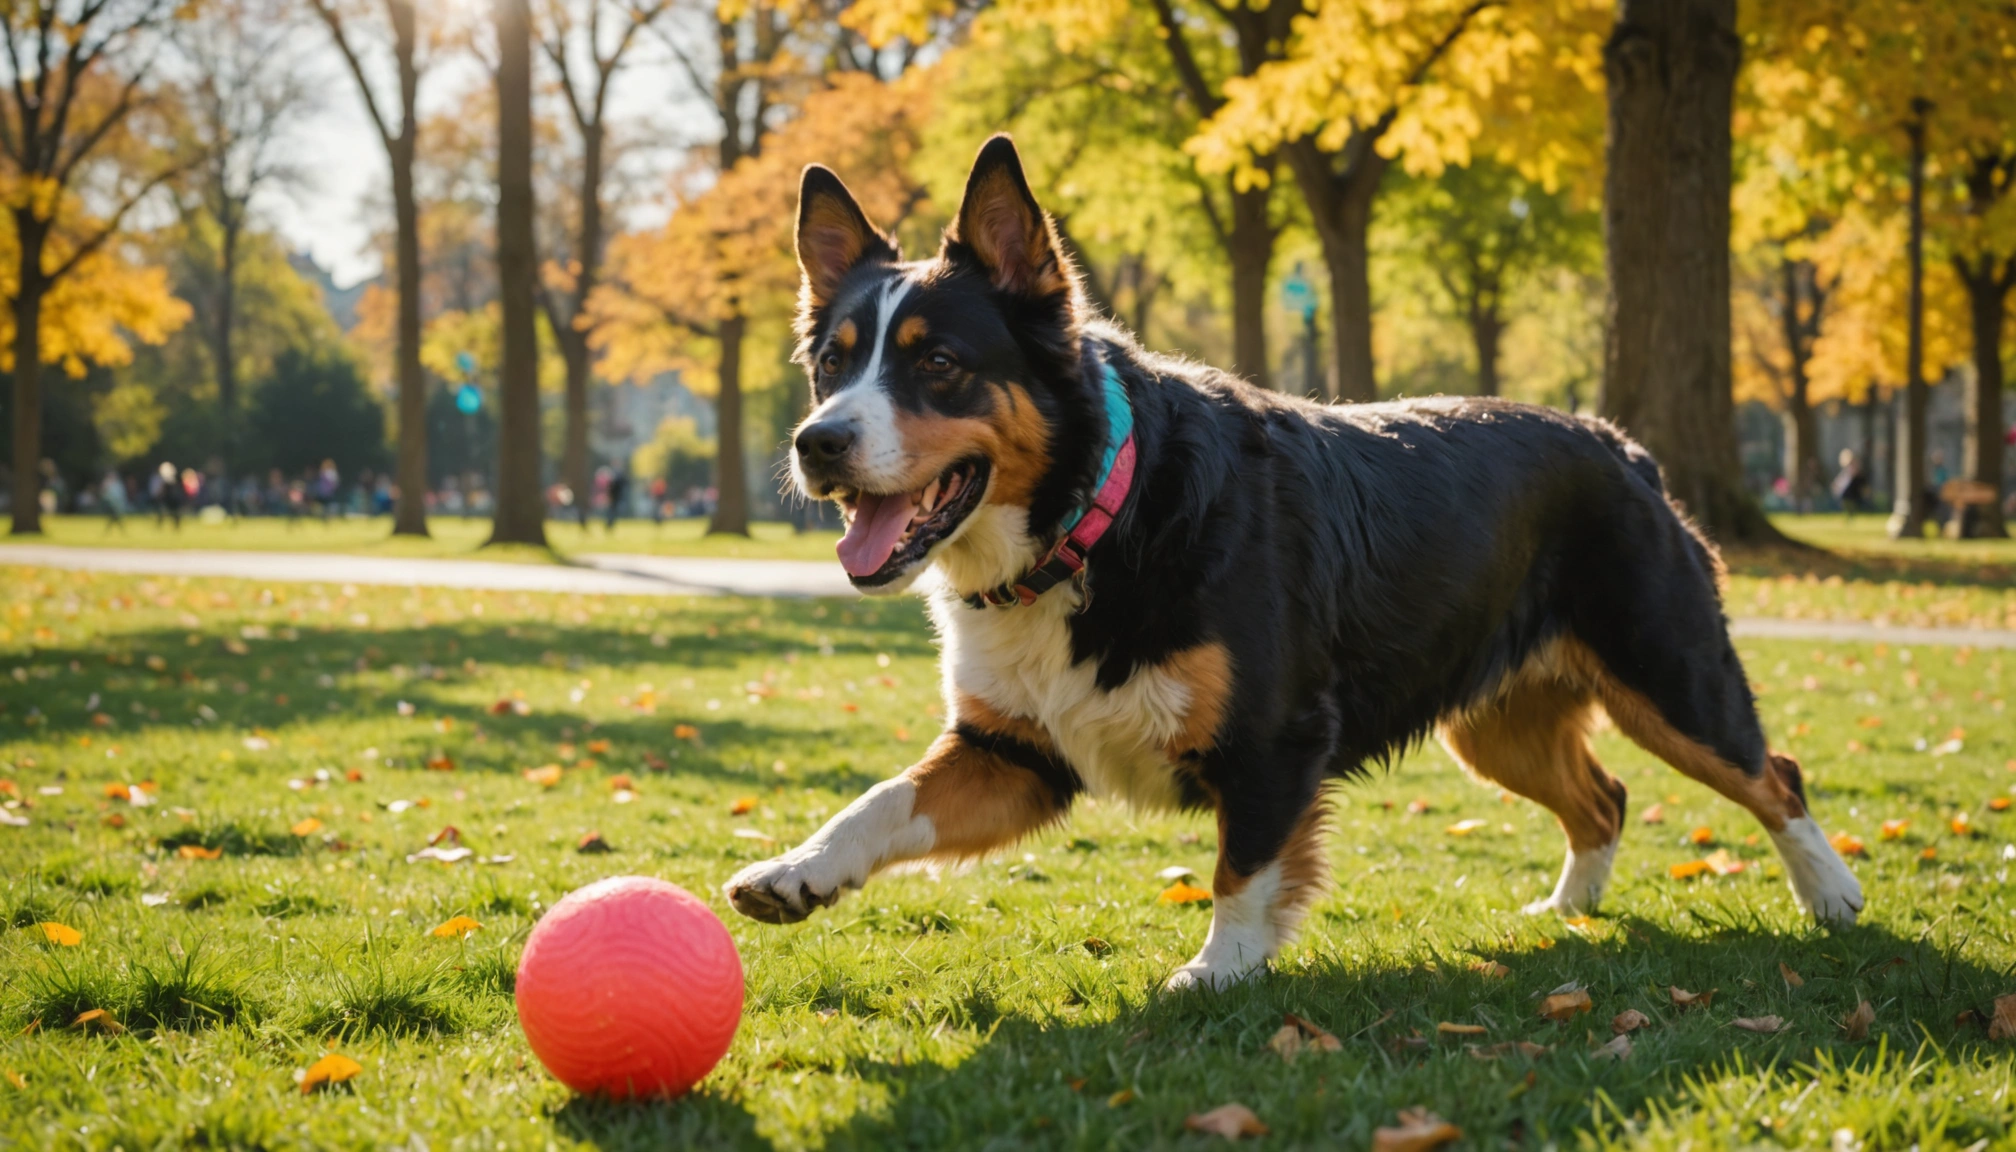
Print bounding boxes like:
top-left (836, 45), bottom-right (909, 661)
top-left (724, 136), bottom-right (1863, 990)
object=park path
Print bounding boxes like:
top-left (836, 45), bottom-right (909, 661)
top-left (2, 542), bottom-right (2012, 649)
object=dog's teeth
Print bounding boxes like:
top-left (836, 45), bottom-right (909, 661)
top-left (921, 479), bottom-right (940, 512)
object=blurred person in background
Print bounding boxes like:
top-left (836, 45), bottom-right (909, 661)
top-left (100, 469), bottom-right (128, 532)
top-left (153, 462), bottom-right (182, 529)
top-left (1831, 449), bottom-right (1871, 517)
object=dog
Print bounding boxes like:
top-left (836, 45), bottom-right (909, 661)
top-left (723, 135), bottom-right (1864, 990)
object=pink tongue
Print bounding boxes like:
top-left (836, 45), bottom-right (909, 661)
top-left (836, 490), bottom-right (919, 578)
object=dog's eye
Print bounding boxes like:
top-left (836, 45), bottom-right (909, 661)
top-left (819, 351), bottom-right (842, 376)
top-left (921, 350), bottom-right (957, 374)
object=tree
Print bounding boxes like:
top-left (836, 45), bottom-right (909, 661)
top-left (536, 0), bottom-right (665, 529)
top-left (1598, 0), bottom-right (1778, 544)
top-left (1382, 160), bottom-right (1596, 397)
top-left (306, 0), bottom-right (440, 536)
top-left (244, 348), bottom-right (388, 479)
top-left (1733, 243), bottom-right (1827, 505)
top-left (173, 0), bottom-right (311, 450)
top-left (489, 0), bottom-right (546, 546)
top-left (0, 0), bottom-right (193, 533)
top-left (1950, 152), bottom-right (2015, 537)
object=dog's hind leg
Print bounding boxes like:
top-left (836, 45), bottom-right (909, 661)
top-left (725, 713), bottom-right (1079, 924)
top-left (1440, 675), bottom-right (1626, 916)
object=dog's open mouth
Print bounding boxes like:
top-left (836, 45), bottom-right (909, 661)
top-left (834, 458), bottom-right (990, 585)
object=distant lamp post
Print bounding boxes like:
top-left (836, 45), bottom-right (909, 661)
top-left (1280, 264), bottom-right (1320, 399)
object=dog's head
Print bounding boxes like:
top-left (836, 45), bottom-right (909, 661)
top-left (789, 135), bottom-right (1103, 595)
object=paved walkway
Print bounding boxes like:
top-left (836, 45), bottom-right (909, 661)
top-left (2, 543), bottom-right (2011, 648)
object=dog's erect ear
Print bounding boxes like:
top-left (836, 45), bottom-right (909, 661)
top-left (950, 135), bottom-right (1072, 298)
top-left (796, 165), bottom-right (898, 309)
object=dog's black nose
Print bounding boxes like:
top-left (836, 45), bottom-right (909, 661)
top-left (796, 421), bottom-right (855, 464)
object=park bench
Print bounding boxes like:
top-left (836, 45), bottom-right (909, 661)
top-left (1940, 478), bottom-right (1999, 538)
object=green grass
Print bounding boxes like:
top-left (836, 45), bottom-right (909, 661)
top-left (3, 568), bottom-right (2016, 1149)
top-left (26, 512), bottom-right (843, 562)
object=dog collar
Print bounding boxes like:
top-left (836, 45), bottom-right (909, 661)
top-left (964, 362), bottom-right (1136, 609)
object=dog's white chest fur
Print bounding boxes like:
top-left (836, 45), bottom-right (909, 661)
top-left (929, 582), bottom-right (1196, 807)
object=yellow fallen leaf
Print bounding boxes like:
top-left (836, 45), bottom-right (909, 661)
top-left (291, 818), bottom-right (323, 837)
top-left (1670, 986), bottom-right (1716, 1010)
top-left (3, 1069), bottom-right (22, 1090)
top-left (1704, 849), bottom-right (1745, 876)
top-left (1669, 859), bottom-right (1712, 880)
top-left (71, 1009), bottom-right (122, 1034)
top-left (431, 915), bottom-right (482, 938)
top-left (1372, 1107), bottom-right (1462, 1152)
top-left (300, 1052), bottom-right (363, 1094)
top-left (177, 844), bottom-right (223, 860)
top-left (1435, 1022), bottom-right (1487, 1036)
top-left (1879, 819), bottom-right (1909, 840)
top-left (1830, 832), bottom-right (1866, 857)
top-left (1158, 880), bottom-right (1212, 904)
top-left (1445, 819), bottom-right (1486, 836)
top-left (1540, 989), bottom-right (1592, 1021)
top-left (1185, 1102), bottom-right (1268, 1140)
top-left (35, 922), bottom-right (81, 946)
top-left (1841, 1000), bottom-right (1875, 1041)
top-left (523, 766), bottom-right (562, 787)
top-left (1106, 1088), bottom-right (1133, 1108)
top-left (730, 796), bottom-right (758, 815)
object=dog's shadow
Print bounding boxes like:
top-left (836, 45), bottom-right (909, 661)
top-left (560, 916), bottom-right (2014, 1150)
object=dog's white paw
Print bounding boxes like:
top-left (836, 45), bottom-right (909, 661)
top-left (1165, 956), bottom-right (1264, 993)
top-left (1523, 840), bottom-right (1617, 918)
top-left (724, 853), bottom-right (854, 924)
top-left (1770, 817), bottom-right (1865, 927)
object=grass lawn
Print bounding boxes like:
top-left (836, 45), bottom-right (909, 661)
top-left (3, 568), bottom-right (2016, 1149)
top-left (28, 513), bottom-right (843, 564)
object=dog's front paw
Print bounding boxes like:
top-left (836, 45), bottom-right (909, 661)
top-left (1164, 956), bottom-right (1264, 993)
top-left (724, 855), bottom-right (849, 924)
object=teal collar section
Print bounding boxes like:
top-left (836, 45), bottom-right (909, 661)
top-left (1059, 363), bottom-right (1133, 534)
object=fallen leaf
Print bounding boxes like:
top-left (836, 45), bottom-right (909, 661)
top-left (34, 922), bottom-right (80, 947)
top-left (291, 818), bottom-right (323, 837)
top-left (1952, 813), bottom-right (1975, 836)
top-left (1670, 987), bottom-right (1716, 1011)
top-left (1829, 832), bottom-right (1866, 857)
top-left (576, 831), bottom-right (614, 853)
top-left (730, 796), bottom-right (758, 815)
top-left (1781, 962), bottom-right (1804, 987)
top-left (177, 844), bottom-right (223, 861)
top-left (300, 1052), bottom-right (363, 1094)
top-left (1082, 937), bottom-right (1111, 956)
top-left (71, 1009), bottom-right (122, 1034)
top-left (1994, 798), bottom-right (2013, 812)
top-left (1405, 799), bottom-right (1432, 815)
top-left (1688, 825), bottom-right (1714, 845)
top-left (1158, 880), bottom-right (1212, 904)
top-left (1372, 1107), bottom-right (1462, 1152)
top-left (1591, 1033), bottom-right (1632, 1060)
top-left (1540, 989), bottom-right (1592, 1021)
top-left (1921, 846), bottom-right (1939, 860)
top-left (673, 724), bottom-right (700, 740)
top-left (431, 915), bottom-right (482, 938)
top-left (1185, 1103), bottom-right (1268, 1140)
top-left (1989, 994), bottom-right (2016, 1040)
top-left (1734, 1016), bottom-right (1784, 1034)
top-left (608, 774), bottom-right (634, 791)
top-left (1155, 864), bottom-right (1197, 881)
top-left (587, 739), bottom-right (610, 755)
top-left (1669, 859), bottom-right (1712, 880)
top-left (405, 846), bottom-right (472, 864)
top-left (1106, 1088), bottom-right (1133, 1108)
top-left (1445, 819), bottom-right (1486, 836)
top-left (1704, 849), bottom-right (1746, 876)
top-left (1467, 1040), bottom-right (1549, 1060)
top-left (3, 1069), bottom-right (22, 1089)
top-left (1640, 803), bottom-right (1664, 824)
top-left (1841, 1000), bottom-right (1875, 1041)
top-left (427, 826), bottom-right (461, 847)
top-left (1612, 1009), bottom-right (1651, 1034)
top-left (1473, 960), bottom-right (1511, 979)
top-left (1436, 1022), bottom-right (1487, 1036)
top-left (523, 766), bottom-right (562, 787)
top-left (1266, 1024), bottom-right (1304, 1062)
top-left (1283, 1013), bottom-right (1341, 1051)
top-left (1880, 819), bottom-right (1909, 840)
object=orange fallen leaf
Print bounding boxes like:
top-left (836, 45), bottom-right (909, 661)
top-left (1158, 880), bottom-right (1212, 904)
top-left (1993, 798), bottom-right (2012, 812)
top-left (1857, 715), bottom-right (1883, 728)
top-left (1612, 1009), bottom-right (1650, 1034)
top-left (1704, 849), bottom-right (1745, 876)
top-left (35, 922), bottom-right (81, 946)
top-left (428, 825), bottom-right (461, 846)
top-left (1780, 962), bottom-right (1804, 987)
top-left (673, 724), bottom-right (700, 740)
top-left (1922, 846), bottom-right (1939, 860)
top-left (1372, 1107), bottom-right (1462, 1152)
top-left (608, 774), bottom-right (634, 791)
top-left (488, 699), bottom-right (516, 715)
top-left (1879, 819), bottom-right (1909, 840)
top-left (1540, 988), bottom-right (1592, 1021)
top-left (102, 812), bottom-right (126, 829)
top-left (291, 818), bottom-right (323, 836)
top-left (1988, 994), bottom-right (2016, 1041)
top-left (587, 739), bottom-right (610, 755)
top-left (576, 830), bottom-right (614, 853)
top-left (523, 766), bottom-right (562, 787)
top-left (1841, 1000), bottom-right (1875, 1041)
top-left (3, 1069), bottom-right (22, 1090)
top-left (1640, 803), bottom-right (1664, 824)
top-left (1670, 986), bottom-right (1715, 1011)
top-left (300, 1052), bottom-right (363, 1094)
top-left (1687, 825), bottom-right (1714, 845)
top-left (431, 915), bottom-right (482, 938)
top-left (1435, 1022), bottom-right (1487, 1036)
top-left (426, 755), bottom-right (455, 772)
top-left (1952, 813), bottom-right (1975, 837)
top-left (1185, 1102), bottom-right (1268, 1140)
top-left (1830, 832), bottom-right (1866, 857)
top-left (1669, 859), bottom-right (1712, 880)
top-left (177, 844), bottom-right (222, 860)
top-left (71, 1009), bottom-right (122, 1034)
top-left (730, 796), bottom-right (758, 815)
top-left (345, 769), bottom-right (364, 782)
top-left (1405, 799), bottom-right (1432, 815)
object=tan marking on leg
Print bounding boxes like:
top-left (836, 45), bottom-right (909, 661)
top-left (1161, 643), bottom-right (1233, 759)
top-left (1268, 793), bottom-right (1332, 941)
top-left (896, 315), bottom-right (929, 347)
top-left (1440, 674), bottom-right (1622, 852)
top-left (907, 732), bottom-right (1067, 860)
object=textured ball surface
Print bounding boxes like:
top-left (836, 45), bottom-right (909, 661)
top-left (515, 875), bottom-right (743, 1099)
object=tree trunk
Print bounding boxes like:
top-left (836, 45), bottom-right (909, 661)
top-left (486, 0), bottom-right (546, 547)
top-left (1228, 181), bottom-right (1273, 389)
top-left (709, 312), bottom-right (749, 536)
top-left (388, 0), bottom-right (428, 537)
top-left (1599, 0), bottom-right (1777, 544)
top-left (1956, 255), bottom-right (2012, 538)
top-left (1887, 100), bottom-right (1932, 539)
top-left (557, 122), bottom-right (606, 528)
top-left (1289, 143), bottom-right (1384, 403)
top-left (1471, 305), bottom-right (1502, 397)
top-left (1779, 260), bottom-right (1819, 508)
top-left (8, 222), bottom-right (45, 535)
